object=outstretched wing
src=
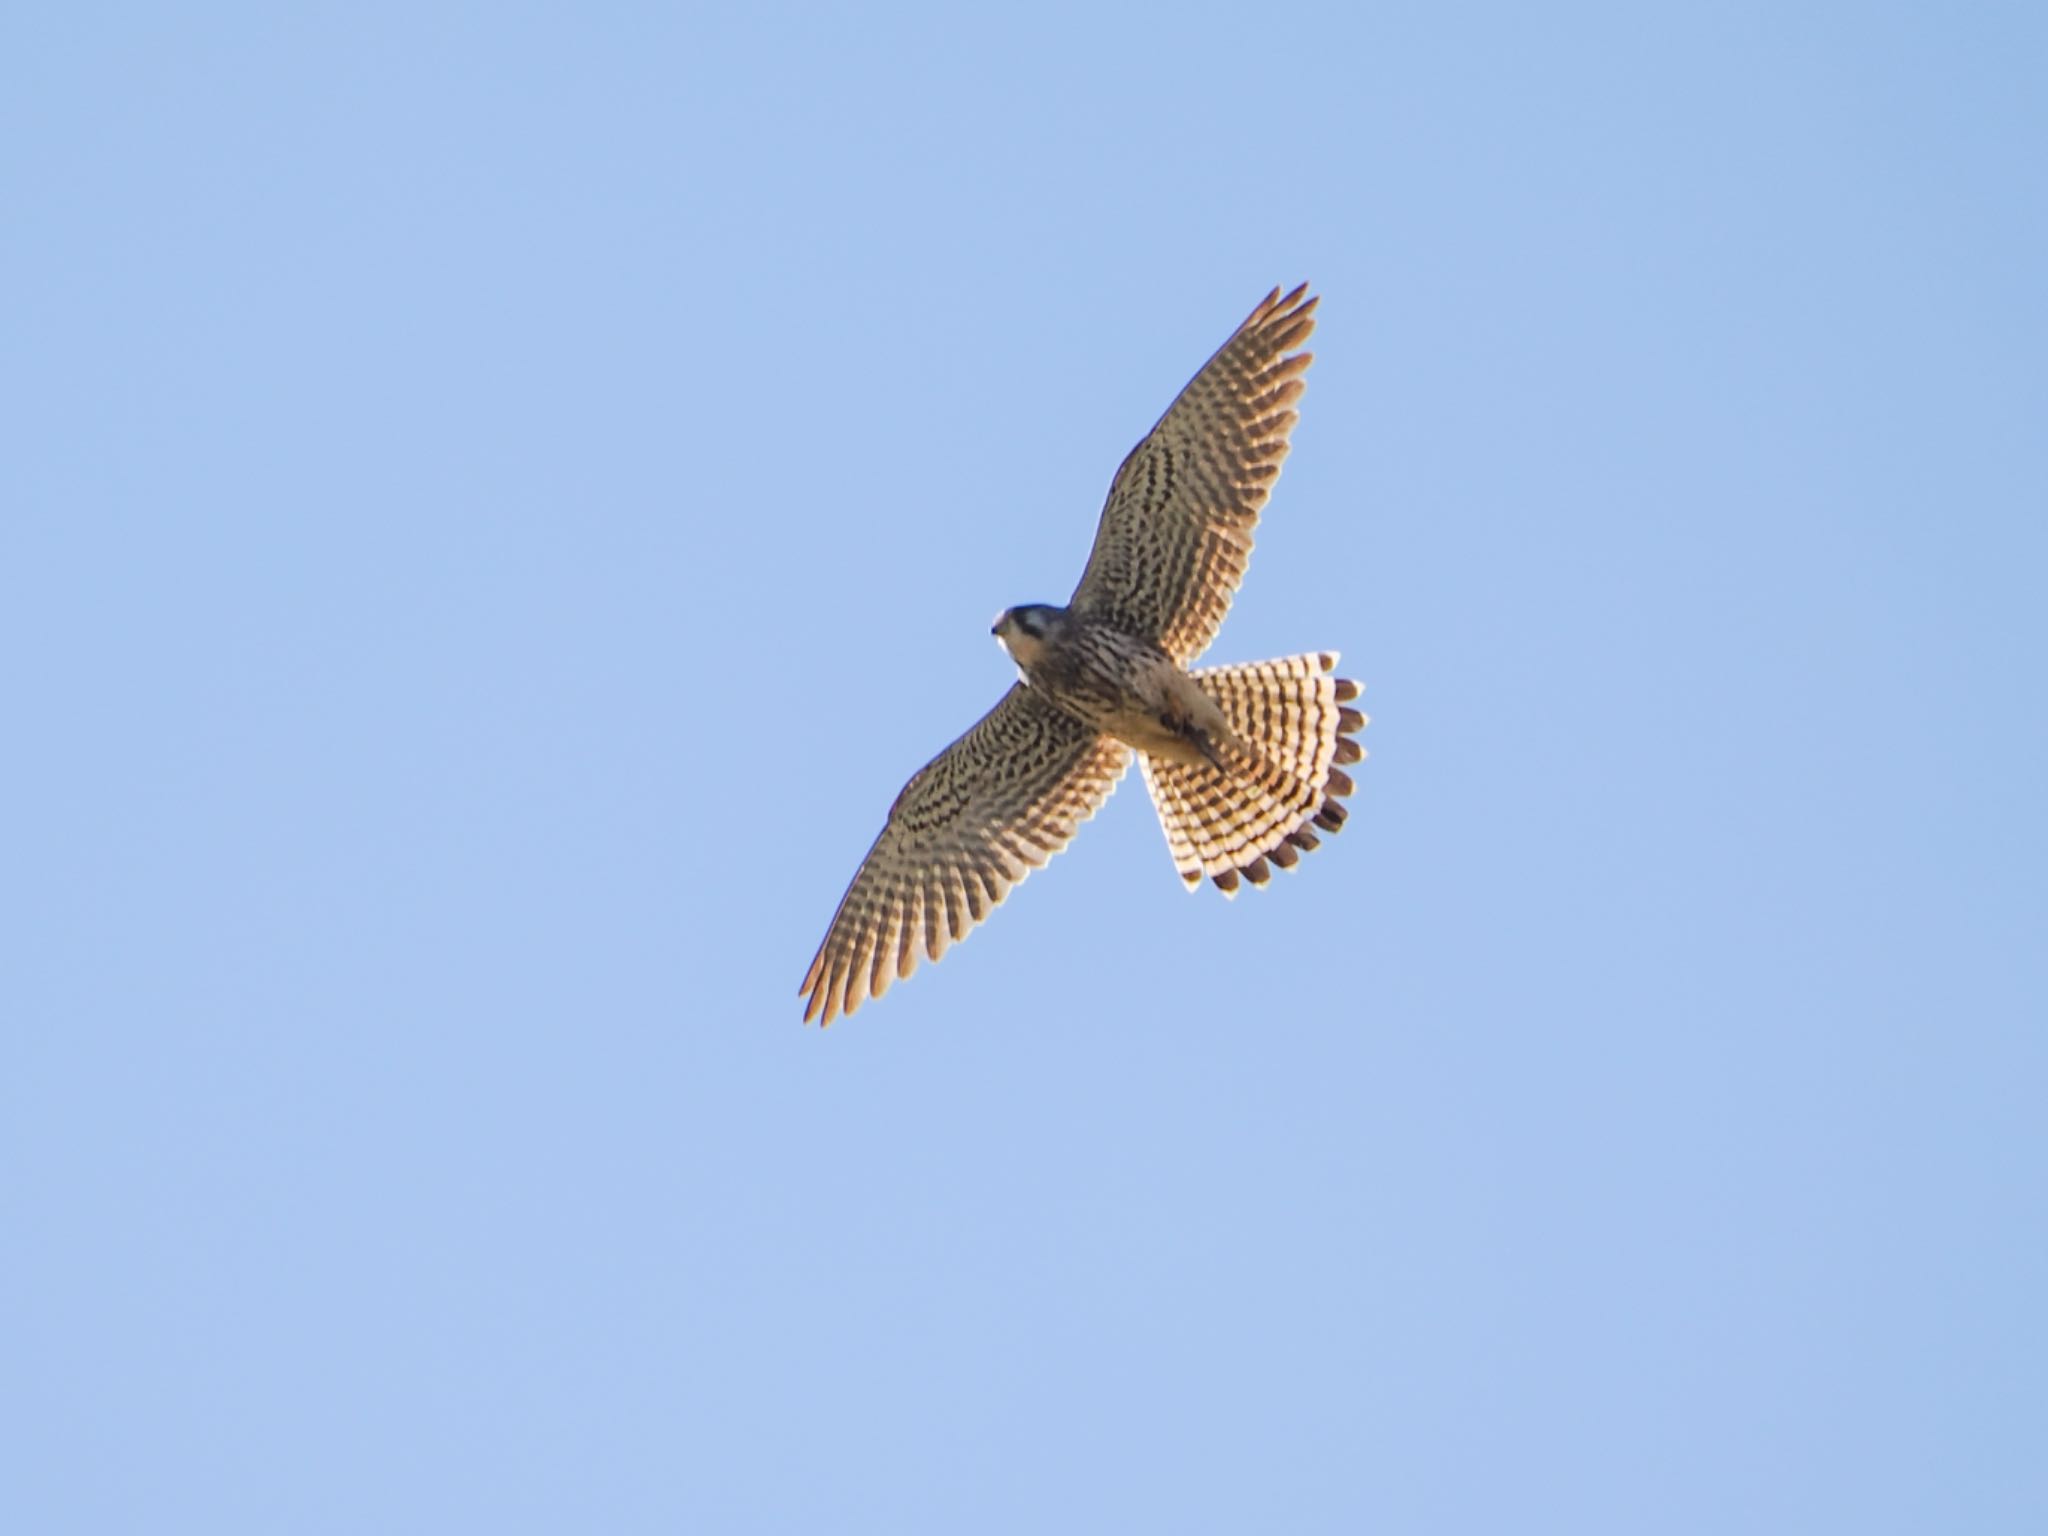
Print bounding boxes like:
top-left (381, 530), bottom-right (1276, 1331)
top-left (1069, 284), bottom-right (1317, 665)
top-left (800, 686), bottom-right (1129, 1025)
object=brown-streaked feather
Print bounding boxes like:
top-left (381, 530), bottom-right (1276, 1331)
top-left (1069, 284), bottom-right (1318, 665)
top-left (799, 685), bottom-right (1129, 1025)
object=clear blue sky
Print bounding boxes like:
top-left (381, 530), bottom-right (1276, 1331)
top-left (5, 4), bottom-right (2044, 1531)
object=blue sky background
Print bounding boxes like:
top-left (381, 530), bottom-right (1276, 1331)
top-left (5, 4), bottom-right (2045, 1531)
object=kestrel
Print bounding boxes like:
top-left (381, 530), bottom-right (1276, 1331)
top-left (800, 284), bottom-right (1366, 1025)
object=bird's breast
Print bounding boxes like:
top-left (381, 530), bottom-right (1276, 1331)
top-left (1027, 627), bottom-right (1230, 769)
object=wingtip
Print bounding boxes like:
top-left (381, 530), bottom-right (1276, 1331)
top-left (799, 964), bottom-right (826, 1026)
top-left (1249, 282), bottom-right (1317, 328)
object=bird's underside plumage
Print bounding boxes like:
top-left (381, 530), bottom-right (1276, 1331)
top-left (800, 284), bottom-right (1367, 1026)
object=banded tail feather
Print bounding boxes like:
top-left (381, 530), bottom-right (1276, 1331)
top-left (1139, 651), bottom-right (1366, 895)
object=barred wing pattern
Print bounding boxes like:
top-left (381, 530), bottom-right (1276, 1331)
top-left (800, 686), bottom-right (1131, 1026)
top-left (1069, 285), bottom-right (1317, 665)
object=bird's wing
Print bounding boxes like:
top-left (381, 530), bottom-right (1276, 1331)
top-left (1068, 285), bottom-right (1317, 665)
top-left (800, 685), bottom-right (1129, 1025)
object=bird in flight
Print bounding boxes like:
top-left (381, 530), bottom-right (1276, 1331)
top-left (800, 284), bottom-right (1365, 1025)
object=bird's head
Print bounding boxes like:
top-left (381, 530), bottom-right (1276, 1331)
top-left (992, 603), bottom-right (1063, 668)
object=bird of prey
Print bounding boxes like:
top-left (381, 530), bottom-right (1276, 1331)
top-left (800, 284), bottom-right (1365, 1025)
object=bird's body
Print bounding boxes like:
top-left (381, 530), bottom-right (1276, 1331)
top-left (993, 604), bottom-right (1233, 772)
top-left (800, 285), bottom-right (1366, 1025)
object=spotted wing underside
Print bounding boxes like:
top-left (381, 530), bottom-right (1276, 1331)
top-left (800, 685), bottom-right (1130, 1025)
top-left (1068, 284), bottom-right (1317, 666)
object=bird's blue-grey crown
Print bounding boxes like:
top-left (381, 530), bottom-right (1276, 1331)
top-left (991, 603), bottom-right (1064, 640)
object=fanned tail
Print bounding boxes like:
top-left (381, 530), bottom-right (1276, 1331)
top-left (1139, 652), bottom-right (1366, 895)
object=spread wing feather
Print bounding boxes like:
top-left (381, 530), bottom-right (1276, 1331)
top-left (1068, 284), bottom-right (1317, 664)
top-left (799, 686), bottom-right (1129, 1025)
